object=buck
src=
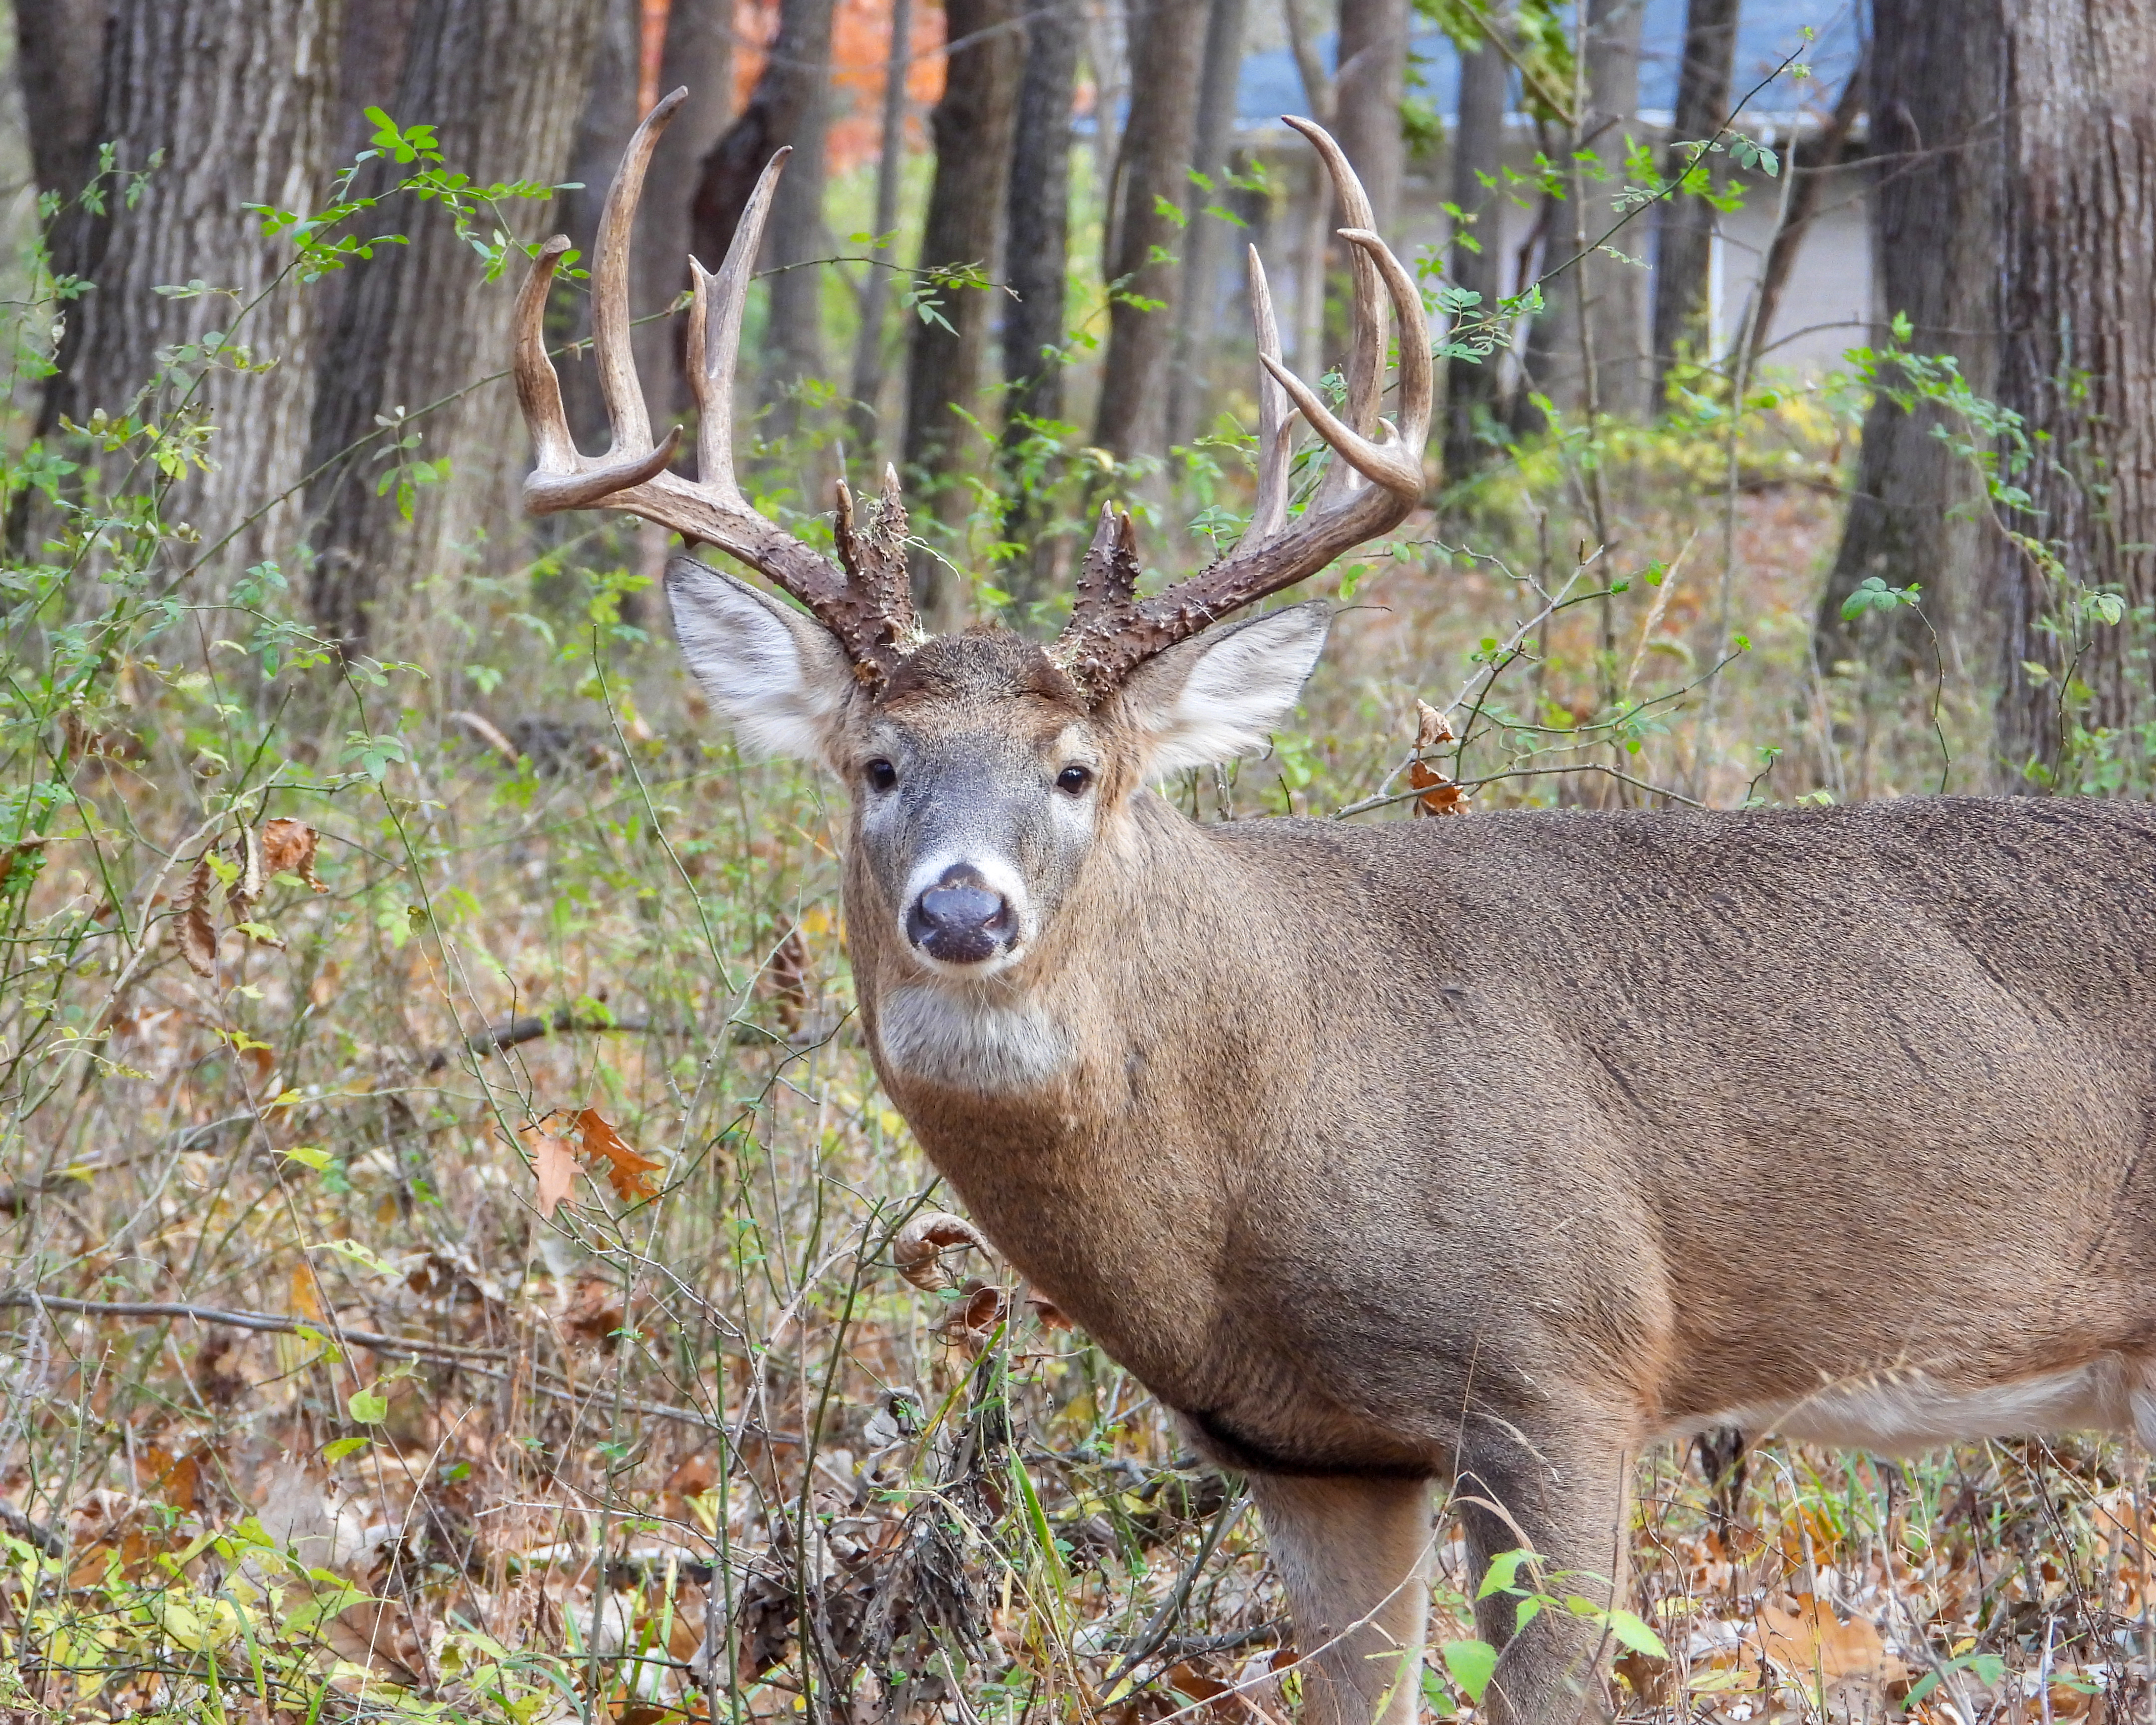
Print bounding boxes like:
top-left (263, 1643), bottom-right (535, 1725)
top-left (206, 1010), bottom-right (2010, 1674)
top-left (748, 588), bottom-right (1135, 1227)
top-left (516, 92), bottom-right (2156, 1725)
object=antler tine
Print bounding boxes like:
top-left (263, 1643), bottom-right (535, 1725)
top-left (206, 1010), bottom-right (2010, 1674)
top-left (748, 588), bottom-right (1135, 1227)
top-left (1051, 120), bottom-right (1428, 693)
top-left (517, 96), bottom-right (688, 515)
top-left (1283, 115), bottom-right (1383, 506)
top-left (1246, 246), bottom-right (1292, 542)
top-left (515, 99), bottom-right (917, 682)
top-left (688, 147), bottom-right (790, 502)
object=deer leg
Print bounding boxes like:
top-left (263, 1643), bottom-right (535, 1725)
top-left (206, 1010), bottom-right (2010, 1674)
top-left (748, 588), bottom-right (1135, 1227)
top-left (1454, 1416), bottom-right (1634, 1725)
top-left (1248, 1472), bottom-right (1433, 1725)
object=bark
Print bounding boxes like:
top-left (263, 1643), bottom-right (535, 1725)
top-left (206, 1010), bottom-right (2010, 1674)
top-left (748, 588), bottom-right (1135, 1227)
top-left (996, 0), bottom-right (1080, 601)
top-left (760, 0), bottom-right (836, 403)
top-left (1987, 0), bottom-right (2156, 783)
top-left (689, 0), bottom-right (837, 395)
top-left (1166, 0), bottom-right (1249, 447)
top-left (1281, 0), bottom-right (1335, 379)
top-left (557, 0), bottom-right (643, 452)
top-left (14, 0), bottom-right (109, 208)
top-left (901, 0), bottom-right (1021, 625)
top-left (846, 0), bottom-right (916, 458)
top-left (1091, 0), bottom-right (1208, 462)
top-left (1813, 0), bottom-right (2002, 683)
top-left (49, 0), bottom-right (342, 577)
top-left (637, 0), bottom-right (733, 414)
top-left (1442, 24), bottom-right (1508, 482)
top-left (1524, 0), bottom-right (1648, 419)
top-left (332, 0), bottom-right (420, 162)
top-left (304, 0), bottom-right (603, 649)
top-left (1334, 0), bottom-right (1408, 232)
top-left (1647, 0), bottom-right (1737, 403)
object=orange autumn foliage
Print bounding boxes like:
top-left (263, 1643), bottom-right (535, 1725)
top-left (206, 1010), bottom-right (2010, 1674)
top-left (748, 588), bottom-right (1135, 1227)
top-left (644, 0), bottom-right (948, 177)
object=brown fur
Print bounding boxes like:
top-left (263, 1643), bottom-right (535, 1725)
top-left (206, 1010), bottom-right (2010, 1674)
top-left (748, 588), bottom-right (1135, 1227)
top-left (832, 643), bottom-right (2156, 1725)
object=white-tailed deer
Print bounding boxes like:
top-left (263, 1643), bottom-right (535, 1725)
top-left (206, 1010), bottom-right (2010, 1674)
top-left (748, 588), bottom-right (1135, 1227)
top-left (517, 92), bottom-right (2156, 1725)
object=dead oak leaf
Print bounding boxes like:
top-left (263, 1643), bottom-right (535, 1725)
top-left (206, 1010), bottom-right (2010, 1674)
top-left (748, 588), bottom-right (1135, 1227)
top-left (519, 1124), bottom-right (580, 1220)
top-left (1407, 758), bottom-right (1470, 817)
top-left (1413, 698), bottom-right (1456, 747)
top-left (260, 817), bottom-right (328, 892)
top-left (577, 1106), bottom-right (663, 1202)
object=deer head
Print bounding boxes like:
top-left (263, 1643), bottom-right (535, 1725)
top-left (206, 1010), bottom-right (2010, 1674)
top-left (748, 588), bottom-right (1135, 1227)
top-left (515, 92), bottom-right (1430, 986)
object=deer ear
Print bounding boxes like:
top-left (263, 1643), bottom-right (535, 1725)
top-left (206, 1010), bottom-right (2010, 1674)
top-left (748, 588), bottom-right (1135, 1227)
top-left (666, 555), bottom-right (856, 761)
top-left (1118, 602), bottom-right (1331, 776)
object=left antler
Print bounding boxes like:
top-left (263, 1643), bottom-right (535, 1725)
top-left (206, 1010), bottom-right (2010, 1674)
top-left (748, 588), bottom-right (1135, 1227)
top-left (1054, 117), bottom-right (1432, 691)
top-left (513, 90), bottom-right (919, 681)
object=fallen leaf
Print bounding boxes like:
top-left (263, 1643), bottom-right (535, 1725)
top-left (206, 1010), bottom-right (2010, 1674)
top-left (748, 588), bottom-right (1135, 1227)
top-left (1750, 1593), bottom-right (1904, 1688)
top-left (175, 856), bottom-right (217, 977)
top-left (260, 817), bottom-right (327, 892)
top-left (1408, 759), bottom-right (1470, 817)
top-left (1414, 698), bottom-right (1456, 747)
top-left (520, 1125), bottom-right (579, 1219)
top-left (577, 1107), bottom-right (663, 1201)
top-left (562, 1275), bottom-right (627, 1347)
top-left (894, 1210), bottom-right (991, 1290)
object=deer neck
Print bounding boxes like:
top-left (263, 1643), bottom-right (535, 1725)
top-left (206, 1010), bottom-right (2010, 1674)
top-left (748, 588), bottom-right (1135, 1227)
top-left (847, 792), bottom-right (1302, 1374)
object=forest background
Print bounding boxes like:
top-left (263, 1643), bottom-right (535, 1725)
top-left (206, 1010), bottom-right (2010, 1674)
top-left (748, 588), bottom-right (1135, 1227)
top-left (1, 0), bottom-right (2155, 1721)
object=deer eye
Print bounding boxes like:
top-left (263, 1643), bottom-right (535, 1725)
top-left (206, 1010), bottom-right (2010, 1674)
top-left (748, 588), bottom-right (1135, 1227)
top-left (865, 758), bottom-right (898, 792)
top-left (1056, 764), bottom-right (1093, 796)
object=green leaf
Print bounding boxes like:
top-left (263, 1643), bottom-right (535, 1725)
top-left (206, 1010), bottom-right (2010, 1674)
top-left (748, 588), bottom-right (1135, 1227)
top-left (1441, 1639), bottom-right (1498, 1702)
top-left (348, 1388), bottom-right (388, 1424)
top-left (1478, 1547), bottom-right (1536, 1598)
top-left (284, 1146), bottom-right (332, 1172)
top-left (1600, 1608), bottom-right (1669, 1658)
top-left (322, 1436), bottom-right (370, 1462)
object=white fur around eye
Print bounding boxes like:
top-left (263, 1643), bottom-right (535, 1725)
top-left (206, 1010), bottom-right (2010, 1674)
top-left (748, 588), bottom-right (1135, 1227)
top-left (1122, 603), bottom-right (1331, 776)
top-left (665, 556), bottom-right (855, 762)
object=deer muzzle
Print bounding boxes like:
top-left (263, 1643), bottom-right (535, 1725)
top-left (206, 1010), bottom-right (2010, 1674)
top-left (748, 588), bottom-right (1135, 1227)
top-left (906, 866), bottom-right (1017, 967)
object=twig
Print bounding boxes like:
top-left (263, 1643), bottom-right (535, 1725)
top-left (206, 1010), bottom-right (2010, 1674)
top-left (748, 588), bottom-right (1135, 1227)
top-left (1105, 1493), bottom-right (1252, 1686)
top-left (0, 1500), bottom-right (64, 1558)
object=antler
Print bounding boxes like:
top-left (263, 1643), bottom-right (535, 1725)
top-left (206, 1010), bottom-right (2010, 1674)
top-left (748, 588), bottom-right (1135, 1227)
top-left (513, 90), bottom-right (919, 680)
top-left (1054, 117), bottom-right (1432, 691)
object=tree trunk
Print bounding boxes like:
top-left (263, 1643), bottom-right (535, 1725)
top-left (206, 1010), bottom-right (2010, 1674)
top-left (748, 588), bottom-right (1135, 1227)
top-left (997, 0), bottom-right (1079, 600)
top-left (1813, 0), bottom-right (2002, 684)
top-left (901, 0), bottom-right (1020, 626)
top-left (1525, 0), bottom-right (1648, 419)
top-left (637, 0), bottom-right (733, 414)
top-left (1648, 0), bottom-right (1737, 403)
top-left (1442, 22), bottom-right (1508, 483)
top-left (689, 0), bottom-right (836, 384)
top-left (304, 0), bottom-right (602, 649)
top-left (1987, 0), bottom-right (2156, 785)
top-left (50, 0), bottom-right (341, 578)
top-left (558, 0), bottom-right (643, 453)
top-left (14, 0), bottom-right (109, 210)
top-left (1091, 0), bottom-right (1208, 463)
top-left (1334, 0), bottom-right (1408, 232)
top-left (1166, 0), bottom-right (1249, 447)
top-left (760, 0), bottom-right (835, 405)
top-left (846, 0), bottom-right (916, 460)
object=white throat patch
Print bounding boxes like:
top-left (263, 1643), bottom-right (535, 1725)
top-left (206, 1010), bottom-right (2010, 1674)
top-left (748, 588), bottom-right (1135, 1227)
top-left (876, 984), bottom-right (1070, 1094)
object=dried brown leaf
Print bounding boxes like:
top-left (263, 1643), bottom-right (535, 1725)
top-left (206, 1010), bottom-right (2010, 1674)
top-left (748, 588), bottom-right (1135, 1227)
top-left (175, 856), bottom-right (218, 977)
top-left (1407, 759), bottom-right (1470, 817)
top-left (260, 817), bottom-right (327, 892)
top-left (521, 1126), bottom-right (579, 1219)
top-left (577, 1106), bottom-right (663, 1202)
top-left (1414, 698), bottom-right (1455, 747)
top-left (894, 1211), bottom-right (991, 1290)
top-left (765, 926), bottom-right (809, 1033)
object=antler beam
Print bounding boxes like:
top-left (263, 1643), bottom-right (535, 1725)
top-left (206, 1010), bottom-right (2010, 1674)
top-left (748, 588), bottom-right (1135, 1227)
top-left (513, 91), bottom-right (919, 679)
top-left (1054, 117), bottom-right (1432, 691)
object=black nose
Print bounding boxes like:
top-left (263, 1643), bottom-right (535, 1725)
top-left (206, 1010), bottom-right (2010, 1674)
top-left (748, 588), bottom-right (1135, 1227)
top-left (906, 868), bottom-right (1014, 965)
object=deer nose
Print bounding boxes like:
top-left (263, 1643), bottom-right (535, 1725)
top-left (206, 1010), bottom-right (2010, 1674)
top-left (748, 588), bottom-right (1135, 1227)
top-left (906, 868), bottom-right (1015, 965)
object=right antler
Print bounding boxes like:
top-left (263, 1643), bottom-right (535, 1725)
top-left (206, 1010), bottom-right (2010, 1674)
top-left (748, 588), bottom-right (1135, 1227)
top-left (513, 89), bottom-right (919, 680)
top-left (1052, 118), bottom-right (1432, 692)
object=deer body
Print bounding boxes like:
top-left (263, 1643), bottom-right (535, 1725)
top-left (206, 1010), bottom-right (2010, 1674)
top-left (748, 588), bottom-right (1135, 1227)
top-left (515, 93), bottom-right (2156, 1725)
